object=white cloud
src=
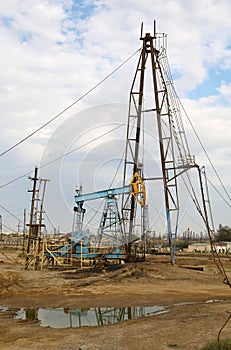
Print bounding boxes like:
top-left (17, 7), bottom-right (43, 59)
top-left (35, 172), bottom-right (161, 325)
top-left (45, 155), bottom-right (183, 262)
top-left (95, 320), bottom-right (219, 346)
top-left (0, 0), bottom-right (230, 233)
top-left (217, 82), bottom-right (231, 102)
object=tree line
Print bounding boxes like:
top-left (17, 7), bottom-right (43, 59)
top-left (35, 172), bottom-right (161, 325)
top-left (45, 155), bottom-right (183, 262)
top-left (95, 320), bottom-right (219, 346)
top-left (216, 224), bottom-right (231, 242)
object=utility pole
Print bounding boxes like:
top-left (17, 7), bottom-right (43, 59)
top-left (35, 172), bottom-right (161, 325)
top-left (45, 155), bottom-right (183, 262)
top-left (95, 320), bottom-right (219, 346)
top-left (25, 167), bottom-right (38, 269)
top-left (24, 167), bottom-right (49, 270)
top-left (0, 215), bottom-right (2, 244)
top-left (17, 221), bottom-right (21, 246)
top-left (22, 209), bottom-right (26, 256)
top-left (38, 178), bottom-right (49, 238)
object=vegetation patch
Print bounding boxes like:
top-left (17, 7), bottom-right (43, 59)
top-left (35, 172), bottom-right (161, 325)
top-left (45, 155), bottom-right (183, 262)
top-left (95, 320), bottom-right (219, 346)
top-left (0, 270), bottom-right (20, 292)
top-left (167, 344), bottom-right (178, 348)
top-left (198, 338), bottom-right (231, 350)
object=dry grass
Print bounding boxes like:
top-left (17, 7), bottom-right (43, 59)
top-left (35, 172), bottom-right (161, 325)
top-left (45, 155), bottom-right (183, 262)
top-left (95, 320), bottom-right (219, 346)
top-left (0, 270), bottom-right (20, 291)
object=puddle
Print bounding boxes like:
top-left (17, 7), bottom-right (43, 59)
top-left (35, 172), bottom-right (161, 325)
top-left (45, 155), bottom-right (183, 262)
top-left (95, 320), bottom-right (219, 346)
top-left (1, 299), bottom-right (228, 329)
top-left (13, 306), bottom-right (166, 328)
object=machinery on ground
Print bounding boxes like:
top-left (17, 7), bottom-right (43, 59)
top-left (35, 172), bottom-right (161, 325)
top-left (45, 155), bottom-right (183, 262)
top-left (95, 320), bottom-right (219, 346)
top-left (73, 173), bottom-right (146, 258)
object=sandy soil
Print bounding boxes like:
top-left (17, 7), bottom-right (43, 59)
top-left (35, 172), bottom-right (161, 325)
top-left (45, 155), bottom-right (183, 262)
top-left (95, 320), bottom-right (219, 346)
top-left (0, 248), bottom-right (231, 350)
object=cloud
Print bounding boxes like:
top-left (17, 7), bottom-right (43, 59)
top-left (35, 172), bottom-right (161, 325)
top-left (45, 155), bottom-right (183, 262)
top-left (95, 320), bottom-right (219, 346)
top-left (217, 82), bottom-right (231, 102)
top-left (0, 0), bottom-right (230, 233)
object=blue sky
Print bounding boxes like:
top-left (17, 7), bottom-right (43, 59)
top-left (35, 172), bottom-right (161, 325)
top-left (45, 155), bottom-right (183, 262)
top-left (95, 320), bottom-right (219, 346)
top-left (0, 0), bottom-right (230, 236)
top-left (187, 66), bottom-right (231, 101)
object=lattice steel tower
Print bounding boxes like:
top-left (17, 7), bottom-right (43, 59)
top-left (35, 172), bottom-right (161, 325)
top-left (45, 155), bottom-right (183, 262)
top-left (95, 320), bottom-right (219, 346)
top-left (122, 22), bottom-right (195, 263)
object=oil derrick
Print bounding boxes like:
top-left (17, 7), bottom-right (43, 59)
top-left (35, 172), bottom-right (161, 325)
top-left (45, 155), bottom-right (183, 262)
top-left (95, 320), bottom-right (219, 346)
top-left (24, 167), bottom-right (49, 270)
top-left (122, 22), bottom-right (196, 263)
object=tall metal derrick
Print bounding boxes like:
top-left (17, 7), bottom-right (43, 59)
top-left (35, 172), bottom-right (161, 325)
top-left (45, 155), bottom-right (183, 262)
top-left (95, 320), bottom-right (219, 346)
top-left (122, 22), bottom-right (196, 263)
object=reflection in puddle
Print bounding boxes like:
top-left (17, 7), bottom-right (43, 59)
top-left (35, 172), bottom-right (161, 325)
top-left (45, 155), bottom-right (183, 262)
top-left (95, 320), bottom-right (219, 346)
top-left (7, 299), bottom-right (228, 329)
top-left (14, 306), bottom-right (167, 328)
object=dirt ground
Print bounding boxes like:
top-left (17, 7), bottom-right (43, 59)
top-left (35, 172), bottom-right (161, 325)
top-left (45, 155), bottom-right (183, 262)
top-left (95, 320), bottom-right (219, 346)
top-left (0, 248), bottom-right (231, 350)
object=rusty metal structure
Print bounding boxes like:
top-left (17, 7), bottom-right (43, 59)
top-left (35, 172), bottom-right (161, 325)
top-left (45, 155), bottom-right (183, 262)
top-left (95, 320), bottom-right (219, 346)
top-left (122, 22), bottom-right (196, 263)
top-left (24, 167), bottom-right (49, 269)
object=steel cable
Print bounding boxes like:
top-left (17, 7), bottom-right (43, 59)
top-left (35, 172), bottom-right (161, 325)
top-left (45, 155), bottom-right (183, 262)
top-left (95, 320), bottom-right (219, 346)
top-left (0, 48), bottom-right (141, 159)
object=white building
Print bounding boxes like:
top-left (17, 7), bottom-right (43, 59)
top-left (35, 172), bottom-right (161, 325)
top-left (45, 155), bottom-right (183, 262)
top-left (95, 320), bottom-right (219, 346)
top-left (187, 243), bottom-right (210, 253)
top-left (187, 242), bottom-right (231, 254)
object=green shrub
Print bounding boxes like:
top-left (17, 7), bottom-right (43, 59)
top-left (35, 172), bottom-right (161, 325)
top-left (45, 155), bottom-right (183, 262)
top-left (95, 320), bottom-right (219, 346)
top-left (199, 339), bottom-right (231, 350)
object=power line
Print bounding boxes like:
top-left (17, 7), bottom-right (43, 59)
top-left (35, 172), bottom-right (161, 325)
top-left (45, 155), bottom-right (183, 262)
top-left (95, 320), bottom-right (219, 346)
top-left (43, 210), bottom-right (56, 231)
top-left (0, 171), bottom-right (32, 189)
top-left (207, 177), bottom-right (231, 209)
top-left (2, 223), bottom-right (16, 232)
top-left (40, 123), bottom-right (125, 170)
top-left (174, 86), bottom-right (231, 204)
top-left (0, 48), bottom-right (140, 159)
top-left (0, 204), bottom-right (24, 224)
top-left (0, 122), bottom-right (126, 189)
top-left (0, 122), bottom-right (127, 231)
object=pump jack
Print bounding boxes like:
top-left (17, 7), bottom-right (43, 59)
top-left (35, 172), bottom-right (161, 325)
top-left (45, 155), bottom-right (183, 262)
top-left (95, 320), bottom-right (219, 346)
top-left (73, 173), bottom-right (146, 250)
